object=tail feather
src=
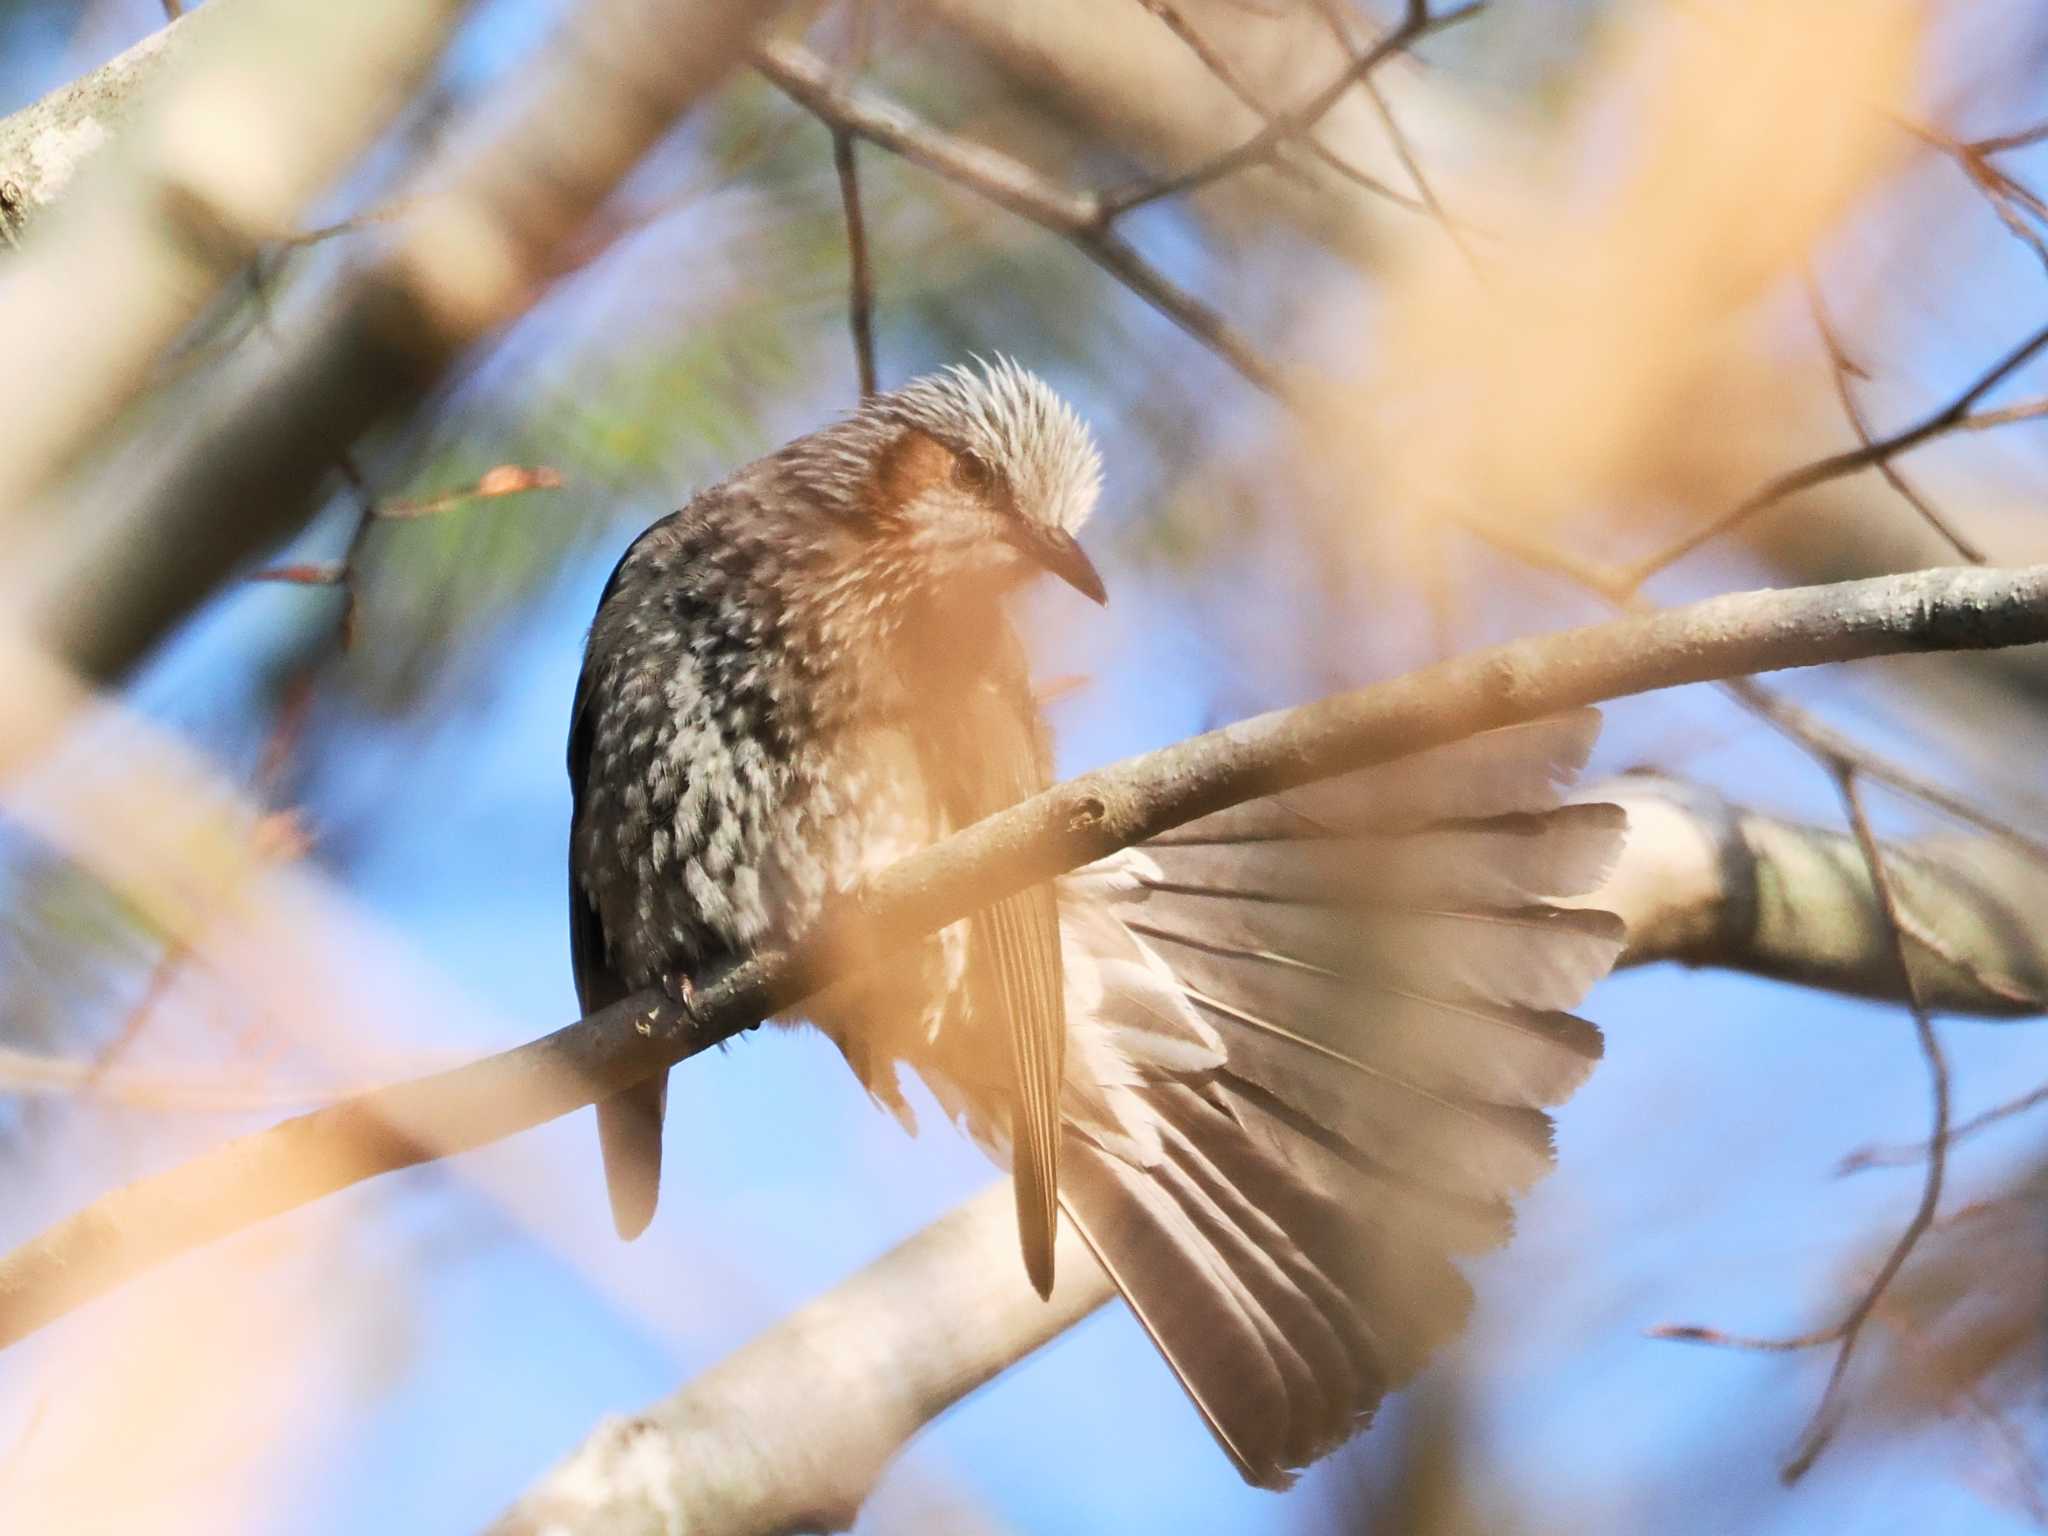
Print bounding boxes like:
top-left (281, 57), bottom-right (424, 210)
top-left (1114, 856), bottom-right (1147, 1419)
top-left (1054, 715), bottom-right (1626, 1487)
top-left (1144, 802), bottom-right (1624, 909)
top-left (597, 1073), bottom-right (668, 1241)
top-left (1061, 1136), bottom-right (1300, 1475)
top-left (1129, 892), bottom-right (1623, 1013)
top-left (1122, 920), bottom-right (1601, 1107)
top-left (1187, 987), bottom-right (1560, 1199)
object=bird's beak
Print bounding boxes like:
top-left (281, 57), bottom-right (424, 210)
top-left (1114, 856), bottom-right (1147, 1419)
top-left (1013, 524), bottom-right (1108, 605)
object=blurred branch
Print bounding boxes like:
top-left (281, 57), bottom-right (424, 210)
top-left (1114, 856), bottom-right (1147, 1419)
top-left (0, 0), bottom-right (476, 535)
top-left (755, 39), bottom-right (1287, 393)
top-left (3, 564), bottom-right (2047, 1350)
top-left (492, 1183), bottom-right (1115, 1536)
top-left (0, 1046), bottom-right (455, 1112)
top-left (20, 0), bottom-right (792, 685)
top-left (830, 129), bottom-right (879, 396)
top-left (1599, 776), bottom-right (2047, 1017)
top-left (504, 763), bottom-right (2048, 1532)
top-left (0, 11), bottom-right (187, 244)
top-left (1097, 0), bottom-right (1482, 217)
top-left (1773, 770), bottom-right (1950, 1482)
top-left (1128, 0), bottom-right (1425, 212)
top-left (905, 0), bottom-right (1452, 261)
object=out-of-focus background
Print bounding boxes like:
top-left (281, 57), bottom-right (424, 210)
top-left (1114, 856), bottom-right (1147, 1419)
top-left (4, 1), bottom-right (2048, 1531)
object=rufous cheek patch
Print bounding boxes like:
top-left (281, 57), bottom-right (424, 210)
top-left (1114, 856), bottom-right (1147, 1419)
top-left (868, 428), bottom-right (958, 523)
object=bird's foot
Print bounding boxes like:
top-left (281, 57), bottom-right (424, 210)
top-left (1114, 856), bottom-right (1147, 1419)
top-left (659, 971), bottom-right (704, 1028)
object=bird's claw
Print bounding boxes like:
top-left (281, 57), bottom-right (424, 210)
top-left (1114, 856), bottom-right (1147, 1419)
top-left (660, 971), bottom-right (702, 1024)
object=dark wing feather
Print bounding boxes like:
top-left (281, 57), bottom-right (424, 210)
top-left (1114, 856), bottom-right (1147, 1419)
top-left (571, 533), bottom-right (669, 1240)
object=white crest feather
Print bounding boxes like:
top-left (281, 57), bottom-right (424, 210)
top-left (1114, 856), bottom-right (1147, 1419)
top-left (888, 355), bottom-right (1103, 534)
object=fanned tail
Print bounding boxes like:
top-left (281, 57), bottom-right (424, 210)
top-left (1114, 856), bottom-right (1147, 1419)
top-left (1056, 712), bottom-right (1626, 1487)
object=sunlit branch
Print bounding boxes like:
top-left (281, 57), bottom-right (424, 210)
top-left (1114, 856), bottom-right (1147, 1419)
top-left (3, 564), bottom-right (2046, 1354)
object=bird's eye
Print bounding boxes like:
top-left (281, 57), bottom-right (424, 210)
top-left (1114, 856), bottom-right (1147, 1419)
top-left (951, 452), bottom-right (994, 494)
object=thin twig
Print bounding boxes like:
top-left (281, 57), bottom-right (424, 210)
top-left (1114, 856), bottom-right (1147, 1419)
top-left (1839, 1080), bottom-right (2048, 1174)
top-left (247, 562), bottom-right (347, 587)
top-left (1908, 118), bottom-right (2048, 276)
top-left (1649, 770), bottom-right (1955, 1483)
top-left (1130, 0), bottom-right (1427, 212)
top-left (1889, 901), bottom-right (2043, 1012)
top-left (1307, 0), bottom-right (1482, 265)
top-left (1774, 769), bottom-right (1951, 1482)
top-left (1098, 0), bottom-right (1485, 219)
top-left (1953, 396), bottom-right (2048, 432)
top-left (1626, 318), bottom-right (2048, 590)
top-left (280, 201), bottom-right (410, 249)
top-left (87, 944), bottom-right (190, 1087)
top-left (374, 464), bottom-right (565, 519)
top-left (755, 41), bottom-right (1287, 394)
top-left (831, 128), bottom-right (879, 397)
top-left (1446, 513), bottom-right (2048, 881)
top-left (1805, 276), bottom-right (1988, 563)
top-left (1721, 676), bottom-right (2048, 872)
top-left (1975, 121), bottom-right (2048, 156)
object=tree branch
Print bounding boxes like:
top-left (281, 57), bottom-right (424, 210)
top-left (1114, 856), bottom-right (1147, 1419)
top-left (0, 11), bottom-right (185, 243)
top-left (3, 564), bottom-right (2046, 1354)
top-left (0, 0), bottom-right (476, 535)
top-left (498, 764), bottom-right (2048, 1534)
top-left (19, 0), bottom-right (794, 685)
top-left (490, 1184), bottom-right (1113, 1536)
top-left (754, 39), bottom-right (1287, 394)
top-left (1603, 776), bottom-right (2048, 1016)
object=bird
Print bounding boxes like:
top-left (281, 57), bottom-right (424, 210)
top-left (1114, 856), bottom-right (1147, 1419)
top-left (566, 356), bottom-right (1627, 1488)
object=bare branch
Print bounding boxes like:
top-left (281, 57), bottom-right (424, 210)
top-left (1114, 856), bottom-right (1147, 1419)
top-left (492, 1184), bottom-right (1114, 1536)
top-left (1098, 0), bottom-right (1485, 218)
top-left (1805, 276), bottom-right (1988, 564)
top-left (1777, 770), bottom-right (1950, 1482)
top-left (830, 129), bottom-right (879, 397)
top-left (1129, 0), bottom-right (1426, 212)
top-left (1601, 776), bottom-right (2048, 1016)
top-left (3, 564), bottom-right (2047, 1353)
top-left (0, 0), bottom-right (476, 536)
top-left (21, 0), bottom-right (794, 686)
top-left (1626, 319), bottom-right (2048, 590)
top-left (1973, 122), bottom-right (2048, 155)
top-left (1840, 1080), bottom-right (2048, 1174)
top-left (755, 40), bottom-right (1286, 394)
top-left (1720, 677), bottom-right (2048, 872)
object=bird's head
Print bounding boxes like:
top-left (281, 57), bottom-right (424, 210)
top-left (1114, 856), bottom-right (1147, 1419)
top-left (803, 357), bottom-right (1107, 606)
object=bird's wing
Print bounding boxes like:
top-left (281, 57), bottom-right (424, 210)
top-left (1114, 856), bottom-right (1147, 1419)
top-left (928, 659), bottom-right (1066, 1299)
top-left (570, 535), bottom-right (668, 1240)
